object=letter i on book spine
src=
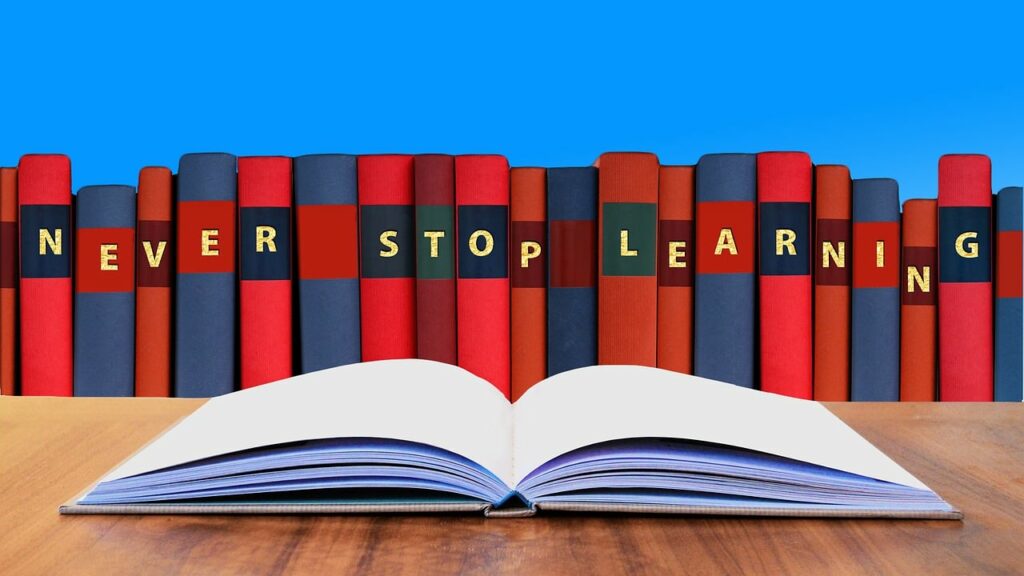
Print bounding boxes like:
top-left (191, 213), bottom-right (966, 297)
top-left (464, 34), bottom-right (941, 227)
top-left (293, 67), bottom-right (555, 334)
top-left (850, 179), bottom-right (900, 401)
top-left (994, 186), bottom-right (1022, 401)
top-left (900, 199), bottom-right (938, 401)
top-left (598, 152), bottom-right (659, 367)
top-left (657, 165), bottom-right (694, 374)
top-left (510, 167), bottom-right (546, 400)
top-left (756, 152), bottom-right (812, 398)
top-left (414, 155), bottom-right (456, 365)
top-left (455, 155), bottom-right (510, 397)
top-left (0, 167), bottom-right (16, 395)
top-left (18, 155), bottom-right (73, 396)
top-left (813, 165), bottom-right (851, 401)
top-left (294, 155), bottom-right (360, 373)
top-left (74, 185), bottom-right (136, 396)
top-left (135, 167), bottom-right (173, 397)
top-left (239, 156), bottom-right (293, 388)
top-left (938, 154), bottom-right (992, 401)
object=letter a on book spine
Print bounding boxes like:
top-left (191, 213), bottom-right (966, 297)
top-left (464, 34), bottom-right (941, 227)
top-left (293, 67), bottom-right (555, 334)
top-left (239, 157), bottom-right (293, 389)
top-left (415, 155), bottom-right (457, 365)
top-left (938, 154), bottom-right (993, 401)
top-left (598, 152), bottom-right (658, 367)
top-left (900, 199), bottom-right (937, 401)
top-left (455, 155), bottom-right (510, 397)
top-left (657, 165), bottom-right (694, 374)
top-left (18, 154), bottom-right (72, 396)
top-left (176, 153), bottom-right (237, 397)
top-left (294, 154), bottom-right (360, 373)
top-left (0, 167), bottom-right (17, 395)
top-left (994, 186), bottom-right (1022, 401)
top-left (850, 179), bottom-right (900, 401)
top-left (757, 152), bottom-right (812, 398)
top-left (75, 185), bottom-right (136, 396)
top-left (813, 165), bottom-right (851, 401)
top-left (510, 167), bottom-right (546, 400)
top-left (694, 154), bottom-right (756, 388)
top-left (136, 167), bottom-right (173, 397)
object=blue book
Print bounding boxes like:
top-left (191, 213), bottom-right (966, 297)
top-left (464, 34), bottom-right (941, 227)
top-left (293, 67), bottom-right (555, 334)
top-left (995, 186), bottom-right (1022, 401)
top-left (74, 185), bottom-right (136, 396)
top-left (546, 167), bottom-right (597, 377)
top-left (294, 154), bottom-right (361, 373)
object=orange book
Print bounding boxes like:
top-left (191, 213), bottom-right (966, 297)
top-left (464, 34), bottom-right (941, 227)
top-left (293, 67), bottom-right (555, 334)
top-left (510, 168), bottom-right (546, 400)
top-left (657, 165), bottom-right (693, 373)
top-left (813, 165), bottom-right (851, 400)
top-left (0, 168), bottom-right (16, 395)
top-left (900, 199), bottom-right (937, 401)
top-left (135, 167), bottom-right (174, 397)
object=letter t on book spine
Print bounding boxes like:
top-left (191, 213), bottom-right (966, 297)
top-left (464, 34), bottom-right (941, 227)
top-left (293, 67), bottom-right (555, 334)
top-left (239, 156), bottom-right (293, 389)
top-left (414, 154), bottom-right (456, 365)
top-left (135, 167), bottom-right (173, 397)
top-left (657, 165), bottom-right (694, 374)
top-left (900, 199), bottom-right (937, 401)
top-left (994, 186), bottom-right (1022, 401)
top-left (510, 167), bottom-right (546, 400)
top-left (813, 165), bottom-right (851, 401)
top-left (0, 168), bottom-right (17, 395)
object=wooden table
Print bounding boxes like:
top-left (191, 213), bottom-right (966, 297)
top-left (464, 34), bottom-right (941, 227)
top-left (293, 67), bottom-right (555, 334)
top-left (1, 397), bottom-right (1021, 575)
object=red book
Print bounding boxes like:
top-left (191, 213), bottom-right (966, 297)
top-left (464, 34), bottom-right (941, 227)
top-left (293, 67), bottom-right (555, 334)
top-left (900, 199), bottom-right (937, 401)
top-left (18, 155), bottom-right (73, 396)
top-left (757, 152), bottom-right (813, 398)
top-left (0, 168), bottom-right (17, 395)
top-left (598, 152), bottom-right (659, 367)
top-left (938, 154), bottom-right (992, 401)
top-left (135, 167), bottom-right (173, 397)
top-left (510, 167), bottom-right (546, 400)
top-left (359, 155), bottom-right (416, 361)
top-left (238, 157), bottom-right (293, 389)
top-left (414, 155), bottom-right (456, 365)
top-left (657, 165), bottom-right (693, 374)
top-left (813, 165), bottom-right (851, 401)
top-left (455, 155), bottom-right (510, 396)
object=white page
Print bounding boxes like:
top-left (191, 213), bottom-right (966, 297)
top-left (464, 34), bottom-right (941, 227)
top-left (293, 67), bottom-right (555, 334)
top-left (511, 365), bottom-right (928, 490)
top-left (104, 360), bottom-right (515, 488)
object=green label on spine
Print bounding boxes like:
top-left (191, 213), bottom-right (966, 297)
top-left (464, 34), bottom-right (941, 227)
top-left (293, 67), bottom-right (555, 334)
top-left (416, 205), bottom-right (454, 279)
top-left (602, 202), bottom-right (656, 277)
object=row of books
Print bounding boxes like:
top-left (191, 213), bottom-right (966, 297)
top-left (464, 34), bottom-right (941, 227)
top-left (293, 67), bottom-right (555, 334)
top-left (0, 152), bottom-right (1019, 402)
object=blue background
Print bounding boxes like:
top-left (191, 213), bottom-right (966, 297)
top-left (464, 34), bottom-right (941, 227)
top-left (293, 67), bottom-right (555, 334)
top-left (1, 1), bottom-right (1020, 201)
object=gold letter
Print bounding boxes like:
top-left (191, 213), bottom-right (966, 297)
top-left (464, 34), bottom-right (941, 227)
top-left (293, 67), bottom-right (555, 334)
top-left (39, 228), bottom-right (62, 255)
top-left (423, 231), bottom-right (445, 258)
top-left (521, 241), bottom-right (541, 268)
top-left (469, 230), bottom-right (494, 257)
top-left (100, 244), bottom-right (118, 271)
top-left (907, 266), bottom-right (931, 293)
top-left (620, 230), bottom-right (638, 257)
top-left (379, 230), bottom-right (399, 257)
top-left (201, 229), bottom-right (220, 256)
top-left (668, 241), bottom-right (687, 268)
top-left (876, 240), bottom-right (885, 267)
top-left (955, 231), bottom-right (978, 258)
top-left (142, 241), bottom-right (167, 268)
top-left (776, 229), bottom-right (796, 256)
top-left (255, 226), bottom-right (277, 253)
top-left (822, 241), bottom-right (845, 268)
top-left (714, 228), bottom-right (737, 255)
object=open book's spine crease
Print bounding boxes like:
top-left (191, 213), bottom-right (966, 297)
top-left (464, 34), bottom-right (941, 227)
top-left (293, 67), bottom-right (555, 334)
top-left (900, 199), bottom-right (938, 401)
top-left (656, 165), bottom-right (694, 374)
top-left (510, 167), bottom-right (546, 401)
top-left (813, 165), bottom-right (851, 401)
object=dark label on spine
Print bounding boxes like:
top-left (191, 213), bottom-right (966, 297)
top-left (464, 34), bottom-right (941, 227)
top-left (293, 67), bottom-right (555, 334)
top-left (240, 207), bottom-right (292, 281)
top-left (137, 220), bottom-right (172, 288)
top-left (939, 207), bottom-right (991, 283)
top-left (360, 205), bottom-right (414, 279)
top-left (815, 218), bottom-right (850, 286)
top-left (658, 219), bottom-right (693, 287)
top-left (458, 205), bottom-right (508, 279)
top-left (511, 221), bottom-right (545, 288)
top-left (759, 202), bottom-right (810, 276)
top-left (20, 205), bottom-right (71, 279)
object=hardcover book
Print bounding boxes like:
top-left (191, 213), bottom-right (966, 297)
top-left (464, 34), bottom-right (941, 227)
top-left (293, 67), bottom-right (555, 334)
top-left (994, 186), bottom-right (1022, 401)
top-left (813, 165), bottom-right (851, 401)
top-left (0, 167), bottom-right (16, 395)
top-left (414, 154), bottom-right (457, 365)
top-left (657, 165), bottom-right (694, 374)
top-left (510, 167), bottom-right (546, 400)
top-left (900, 199), bottom-right (938, 401)
top-left (135, 167), bottom-right (174, 397)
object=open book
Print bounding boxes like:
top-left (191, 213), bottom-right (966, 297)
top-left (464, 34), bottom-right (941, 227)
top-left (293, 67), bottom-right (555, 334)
top-left (62, 360), bottom-right (960, 519)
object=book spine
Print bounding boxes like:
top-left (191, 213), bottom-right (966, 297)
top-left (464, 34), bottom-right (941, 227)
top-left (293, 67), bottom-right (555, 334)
top-left (757, 152), bottom-right (812, 398)
top-left (598, 152), bottom-right (659, 366)
top-left (547, 167), bottom-right (597, 377)
top-left (900, 199), bottom-right (938, 401)
top-left (938, 154), bottom-right (993, 401)
top-left (0, 168), bottom-right (17, 395)
top-left (358, 155), bottom-right (416, 360)
top-left (510, 167), bottom-right (546, 400)
top-left (455, 155), bottom-right (510, 397)
top-left (694, 154), bottom-right (756, 388)
top-left (850, 178), bottom-right (901, 401)
top-left (813, 165), bottom-right (851, 401)
top-left (74, 185), bottom-right (136, 396)
top-left (238, 156), bottom-right (293, 389)
top-left (657, 165), bottom-right (694, 374)
top-left (994, 186), bottom-right (1022, 401)
top-left (175, 153), bottom-right (237, 397)
top-left (135, 167), bottom-right (173, 397)
top-left (18, 154), bottom-right (73, 396)
top-left (294, 154), bottom-right (360, 373)
top-left (414, 155), bottom-right (456, 365)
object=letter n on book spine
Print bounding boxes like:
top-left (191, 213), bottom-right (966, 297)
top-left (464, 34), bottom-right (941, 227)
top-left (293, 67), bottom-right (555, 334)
top-left (414, 155), bottom-right (456, 365)
top-left (598, 152), bottom-right (658, 366)
top-left (995, 186), bottom-right (1022, 401)
top-left (176, 153), bottom-right (237, 397)
top-left (239, 156), bottom-right (293, 389)
top-left (0, 168), bottom-right (17, 395)
top-left (136, 167), bottom-right (173, 397)
top-left (18, 154), bottom-right (72, 396)
top-left (657, 165), bottom-right (693, 374)
top-left (294, 154), bottom-right (360, 373)
top-left (938, 154), bottom-right (992, 401)
top-left (851, 179), bottom-right (900, 401)
top-left (510, 167), bottom-right (546, 400)
top-left (813, 165), bottom-right (851, 400)
top-left (75, 186), bottom-right (136, 396)
top-left (900, 199), bottom-right (937, 401)
top-left (455, 155), bottom-right (510, 396)
top-left (757, 152), bottom-right (812, 398)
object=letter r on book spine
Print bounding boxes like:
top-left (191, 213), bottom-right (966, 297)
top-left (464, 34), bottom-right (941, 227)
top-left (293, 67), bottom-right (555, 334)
top-left (74, 185), bottom-right (136, 396)
top-left (510, 167), bottom-right (546, 401)
top-left (994, 186), bottom-right (1022, 401)
top-left (0, 168), bottom-right (17, 395)
top-left (175, 153), bottom-right (237, 397)
top-left (18, 154), bottom-right (73, 396)
top-left (294, 154), bottom-right (360, 373)
top-left (813, 165), bottom-right (851, 401)
top-left (414, 155), bottom-right (456, 366)
top-left (657, 165), bottom-right (694, 374)
top-left (900, 199), bottom-right (937, 401)
top-left (136, 167), bottom-right (173, 397)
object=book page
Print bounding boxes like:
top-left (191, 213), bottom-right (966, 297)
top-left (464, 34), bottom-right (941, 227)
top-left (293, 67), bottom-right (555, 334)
top-left (104, 360), bottom-right (515, 488)
top-left (511, 365), bottom-right (928, 490)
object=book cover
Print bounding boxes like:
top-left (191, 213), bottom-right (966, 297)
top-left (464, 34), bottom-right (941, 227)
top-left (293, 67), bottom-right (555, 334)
top-left (175, 153), bottom-right (237, 397)
top-left (74, 185), bottom-right (136, 396)
top-left (813, 165), bottom-right (851, 401)
top-left (657, 165), bottom-right (693, 374)
top-left (358, 155), bottom-right (416, 361)
top-left (598, 152), bottom-right (658, 367)
top-left (18, 154), bottom-right (73, 396)
top-left (0, 168), bottom-right (17, 395)
top-left (414, 154), bottom-right (456, 365)
top-left (900, 199), bottom-right (937, 401)
top-left (757, 152), bottom-right (812, 398)
top-left (546, 167), bottom-right (597, 378)
top-left (294, 154), bottom-right (360, 373)
top-left (455, 155), bottom-right (510, 396)
top-left (938, 154), bottom-right (992, 401)
top-left (850, 178), bottom-right (900, 401)
top-left (694, 154), bottom-right (756, 388)
top-left (238, 156), bottom-right (293, 389)
top-left (510, 167), bottom-right (546, 400)
top-left (135, 167), bottom-right (173, 397)
top-left (994, 186), bottom-right (1022, 401)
